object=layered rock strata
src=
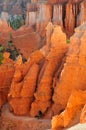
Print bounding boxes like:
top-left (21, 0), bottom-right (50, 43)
top-left (8, 51), bottom-right (44, 115)
top-left (0, 0), bottom-right (85, 37)
top-left (25, 0), bottom-right (86, 37)
top-left (8, 23), bottom-right (68, 117)
top-left (0, 54), bottom-right (14, 108)
top-left (52, 23), bottom-right (86, 115)
top-left (52, 90), bottom-right (86, 129)
top-left (52, 22), bottom-right (86, 129)
top-left (30, 24), bottom-right (67, 118)
top-left (80, 104), bottom-right (86, 123)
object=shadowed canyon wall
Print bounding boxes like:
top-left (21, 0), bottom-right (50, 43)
top-left (0, 0), bottom-right (86, 37)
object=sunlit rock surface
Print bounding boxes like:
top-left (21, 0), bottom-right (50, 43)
top-left (52, 22), bottom-right (86, 129)
top-left (8, 23), bottom-right (68, 117)
top-left (80, 104), bottom-right (86, 123)
top-left (0, 54), bottom-right (14, 108)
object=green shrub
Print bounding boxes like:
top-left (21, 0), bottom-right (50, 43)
top-left (0, 33), bottom-right (27, 65)
top-left (6, 33), bottom-right (27, 62)
top-left (0, 45), bottom-right (4, 64)
top-left (66, 39), bottom-right (70, 44)
top-left (0, 45), bottom-right (4, 52)
top-left (0, 53), bottom-right (4, 64)
top-left (9, 15), bottom-right (25, 30)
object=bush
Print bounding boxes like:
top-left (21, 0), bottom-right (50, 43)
top-left (66, 39), bottom-right (70, 44)
top-left (0, 45), bottom-right (4, 64)
top-left (0, 33), bottom-right (27, 65)
top-left (9, 15), bottom-right (25, 30)
top-left (6, 33), bottom-right (27, 62)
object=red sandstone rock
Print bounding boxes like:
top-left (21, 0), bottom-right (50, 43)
top-left (77, 0), bottom-right (86, 26)
top-left (0, 63), bottom-right (15, 107)
top-left (52, 23), bottom-right (86, 129)
top-left (0, 26), bottom-right (42, 59)
top-left (30, 100), bottom-right (51, 117)
top-left (48, 0), bottom-right (68, 4)
top-left (25, 0), bottom-right (85, 38)
top-left (80, 104), bottom-right (86, 123)
top-left (9, 98), bottom-right (33, 115)
top-left (0, 88), bottom-right (9, 108)
top-left (0, 19), bottom-right (12, 33)
top-left (65, 3), bottom-right (75, 36)
top-left (3, 52), bottom-right (14, 64)
top-left (8, 48), bottom-right (45, 115)
top-left (30, 24), bottom-right (67, 117)
top-left (20, 63), bottom-right (39, 98)
top-left (8, 23), bottom-right (67, 117)
top-left (53, 5), bottom-right (63, 27)
top-left (48, 0), bottom-right (83, 4)
top-left (52, 23), bottom-right (86, 115)
top-left (36, 4), bottom-right (52, 33)
top-left (52, 90), bottom-right (86, 129)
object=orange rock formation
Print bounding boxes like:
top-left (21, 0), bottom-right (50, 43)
top-left (8, 23), bottom-right (68, 117)
top-left (8, 50), bottom-right (44, 115)
top-left (80, 104), bottom-right (86, 123)
top-left (52, 90), bottom-right (86, 129)
top-left (0, 54), bottom-right (14, 108)
top-left (52, 22), bottom-right (86, 129)
top-left (30, 24), bottom-right (67, 118)
top-left (0, 26), bottom-right (41, 59)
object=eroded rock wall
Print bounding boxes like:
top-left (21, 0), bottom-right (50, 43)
top-left (25, 0), bottom-right (86, 37)
top-left (0, 54), bottom-right (15, 108)
top-left (0, 0), bottom-right (85, 37)
top-left (52, 22), bottom-right (86, 129)
top-left (8, 23), bottom-right (68, 117)
top-left (52, 23), bottom-right (86, 115)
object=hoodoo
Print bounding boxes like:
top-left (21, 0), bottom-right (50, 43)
top-left (0, 0), bottom-right (86, 130)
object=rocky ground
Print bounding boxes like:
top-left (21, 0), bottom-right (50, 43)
top-left (0, 104), bottom-right (51, 130)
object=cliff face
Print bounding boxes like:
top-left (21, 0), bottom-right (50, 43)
top-left (6, 22), bottom-right (86, 130)
top-left (52, 22), bottom-right (86, 129)
top-left (0, 0), bottom-right (86, 37)
top-left (0, 54), bottom-right (15, 108)
top-left (8, 23), bottom-right (68, 117)
top-left (25, 0), bottom-right (86, 37)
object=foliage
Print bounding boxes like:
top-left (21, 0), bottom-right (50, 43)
top-left (0, 45), bottom-right (4, 52)
top-left (6, 33), bottom-right (27, 62)
top-left (0, 45), bottom-right (4, 64)
top-left (9, 15), bottom-right (25, 30)
top-left (66, 39), bottom-right (70, 44)
top-left (0, 53), bottom-right (4, 64)
top-left (0, 33), bottom-right (27, 65)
